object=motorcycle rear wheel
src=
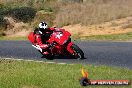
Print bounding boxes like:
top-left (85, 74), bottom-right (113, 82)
top-left (71, 44), bottom-right (84, 60)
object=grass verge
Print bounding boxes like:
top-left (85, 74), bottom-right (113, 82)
top-left (0, 59), bottom-right (131, 88)
top-left (72, 32), bottom-right (132, 41)
top-left (0, 36), bottom-right (27, 40)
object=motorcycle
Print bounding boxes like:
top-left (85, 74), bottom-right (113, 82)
top-left (28, 28), bottom-right (84, 60)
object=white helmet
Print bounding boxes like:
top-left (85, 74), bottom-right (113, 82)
top-left (39, 22), bottom-right (48, 30)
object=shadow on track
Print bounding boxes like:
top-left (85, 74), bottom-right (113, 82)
top-left (41, 55), bottom-right (87, 60)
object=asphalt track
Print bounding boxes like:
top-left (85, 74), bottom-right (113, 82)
top-left (0, 40), bottom-right (132, 69)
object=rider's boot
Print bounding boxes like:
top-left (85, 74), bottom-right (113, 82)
top-left (43, 51), bottom-right (49, 55)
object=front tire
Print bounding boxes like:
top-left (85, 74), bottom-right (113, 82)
top-left (71, 44), bottom-right (84, 60)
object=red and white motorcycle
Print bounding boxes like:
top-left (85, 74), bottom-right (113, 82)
top-left (28, 28), bottom-right (84, 60)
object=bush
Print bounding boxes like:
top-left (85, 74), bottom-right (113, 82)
top-left (0, 16), bottom-right (6, 29)
top-left (8, 7), bottom-right (37, 22)
top-left (0, 4), bottom-right (6, 15)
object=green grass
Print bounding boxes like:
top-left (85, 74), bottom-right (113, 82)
top-left (73, 32), bottom-right (132, 41)
top-left (0, 59), bottom-right (131, 88)
top-left (0, 36), bottom-right (28, 40)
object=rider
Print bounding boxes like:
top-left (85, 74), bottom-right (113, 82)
top-left (33, 21), bottom-right (55, 55)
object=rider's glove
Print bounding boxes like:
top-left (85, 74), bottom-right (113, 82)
top-left (48, 44), bottom-right (53, 49)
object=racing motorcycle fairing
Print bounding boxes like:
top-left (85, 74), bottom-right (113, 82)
top-left (47, 29), bottom-right (71, 45)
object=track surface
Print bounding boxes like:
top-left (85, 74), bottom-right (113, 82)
top-left (0, 40), bottom-right (132, 69)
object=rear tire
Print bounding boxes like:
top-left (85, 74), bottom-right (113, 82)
top-left (71, 44), bottom-right (84, 60)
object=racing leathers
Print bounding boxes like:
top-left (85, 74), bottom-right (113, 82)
top-left (33, 27), bottom-right (55, 55)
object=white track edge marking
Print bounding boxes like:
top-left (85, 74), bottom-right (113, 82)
top-left (0, 57), bottom-right (74, 65)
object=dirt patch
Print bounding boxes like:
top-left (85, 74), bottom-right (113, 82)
top-left (63, 16), bottom-right (132, 37)
top-left (4, 17), bottom-right (32, 37)
top-left (3, 16), bottom-right (132, 38)
top-left (8, 30), bottom-right (31, 37)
